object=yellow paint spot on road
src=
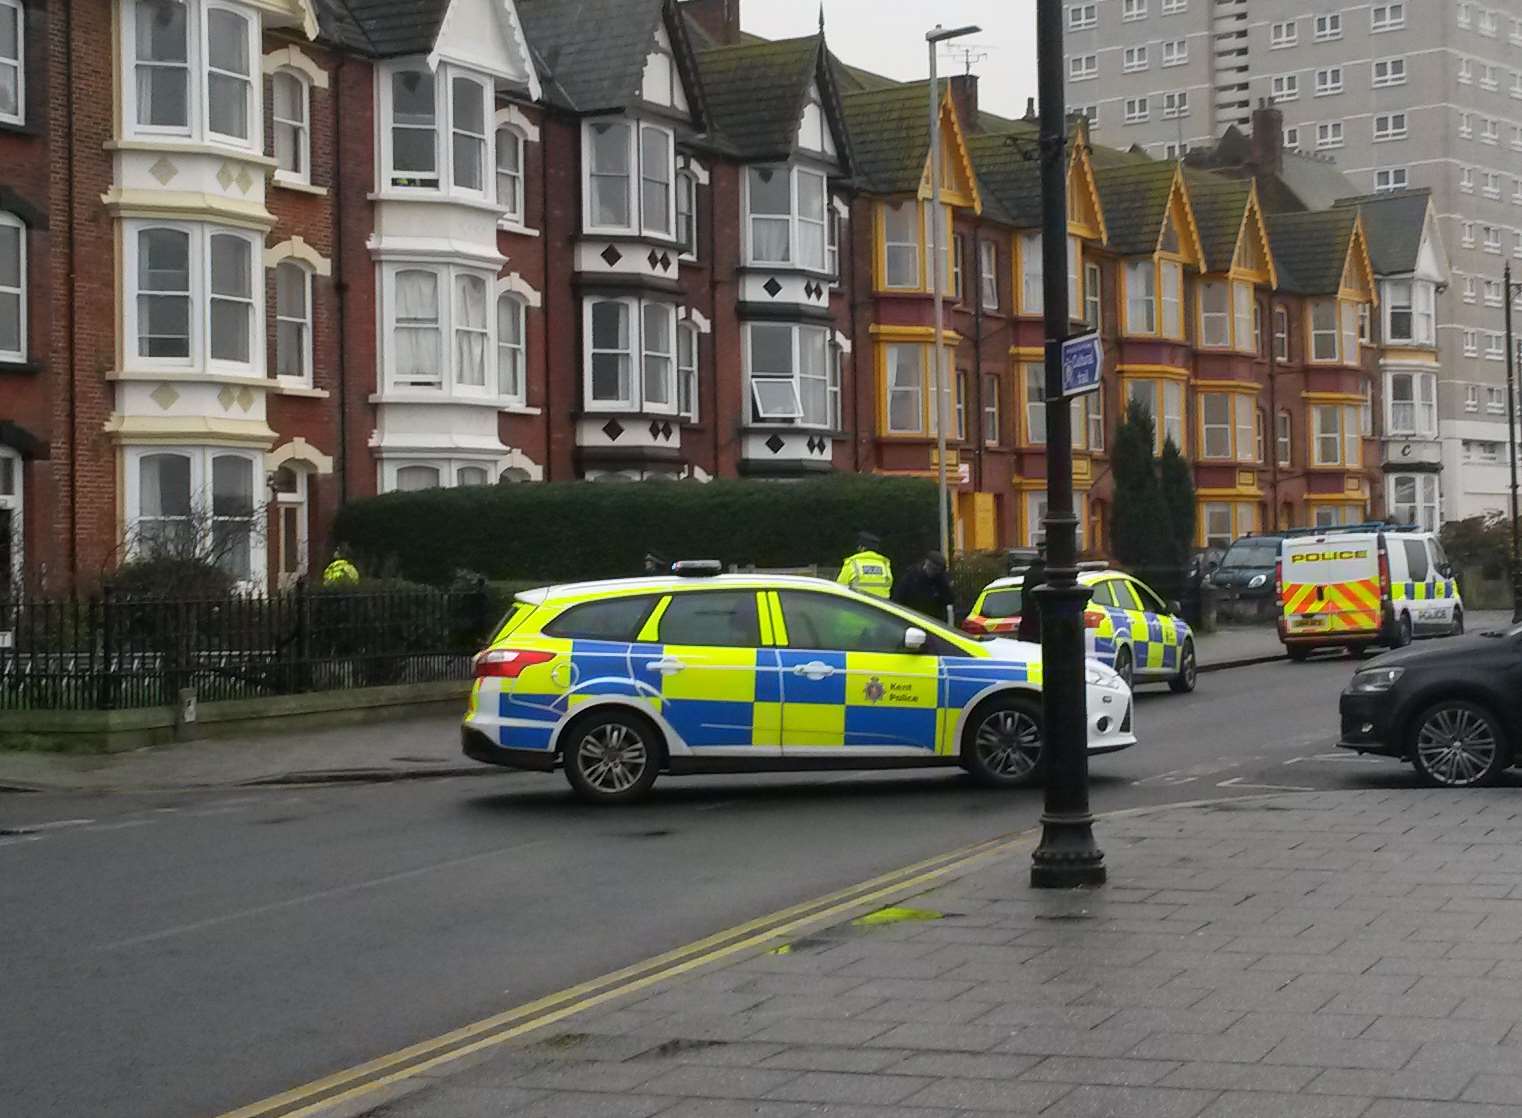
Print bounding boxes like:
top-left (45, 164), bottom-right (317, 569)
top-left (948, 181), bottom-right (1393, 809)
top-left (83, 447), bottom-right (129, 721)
top-left (852, 905), bottom-right (943, 927)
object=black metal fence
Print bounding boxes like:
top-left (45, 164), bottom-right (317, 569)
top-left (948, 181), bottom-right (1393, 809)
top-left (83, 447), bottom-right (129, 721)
top-left (0, 585), bottom-right (497, 712)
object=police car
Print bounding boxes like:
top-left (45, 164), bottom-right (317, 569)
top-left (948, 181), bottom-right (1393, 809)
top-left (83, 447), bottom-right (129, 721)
top-left (964, 566), bottom-right (1197, 694)
top-left (462, 563), bottom-right (1136, 803)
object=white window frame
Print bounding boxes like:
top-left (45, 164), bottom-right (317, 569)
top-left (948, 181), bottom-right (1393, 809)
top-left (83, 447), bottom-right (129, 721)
top-left (380, 262), bottom-right (507, 398)
top-left (1124, 96), bottom-right (1149, 124)
top-left (1068, 4), bottom-right (1097, 31)
top-left (496, 291), bottom-right (526, 406)
top-left (1387, 371), bottom-right (1437, 437)
top-left (1162, 40), bottom-right (1187, 67)
top-left (638, 122), bottom-right (675, 238)
top-left (273, 259), bottom-right (312, 385)
top-left (383, 64), bottom-right (441, 191)
top-left (1484, 171), bottom-right (1501, 198)
top-left (1374, 168), bottom-right (1407, 193)
top-left (580, 296), bottom-right (681, 415)
top-left (496, 125), bottom-right (526, 223)
top-left (676, 169), bottom-right (698, 260)
top-left (1482, 118), bottom-right (1500, 145)
top-left (1270, 74), bottom-right (1298, 102)
top-left (1315, 67), bottom-right (1344, 96)
top-left (1069, 54), bottom-right (1097, 81)
top-left (1276, 410), bottom-right (1292, 466)
top-left (982, 371), bottom-right (1000, 445)
top-left (979, 239), bottom-right (998, 311)
top-left (0, 0), bottom-right (22, 127)
top-left (452, 272), bottom-right (490, 393)
top-left (1312, 405), bottom-right (1344, 466)
top-left (581, 117), bottom-right (676, 242)
top-left (125, 219), bottom-right (262, 374)
top-left (1487, 332), bottom-right (1505, 361)
top-left (1373, 112), bottom-right (1406, 142)
top-left (883, 201), bottom-right (921, 290)
top-left (1084, 260), bottom-right (1101, 328)
top-left (1464, 329), bottom-right (1479, 356)
top-left (1199, 279), bottom-right (1230, 348)
top-left (1466, 385), bottom-right (1480, 412)
top-left (203, 3), bottom-right (256, 147)
top-left (1122, 0), bottom-right (1146, 20)
top-left (1162, 0), bottom-right (1186, 11)
top-left (1314, 12), bottom-right (1342, 40)
top-left (1371, 4), bottom-right (1404, 33)
top-left (1388, 473), bottom-right (1439, 531)
top-left (1270, 20), bottom-right (1298, 48)
top-left (1316, 121), bottom-right (1343, 150)
top-left (1123, 46), bottom-right (1148, 73)
top-left (1019, 232), bottom-right (1044, 315)
top-left (271, 67), bottom-right (310, 184)
top-left (448, 74), bottom-right (491, 200)
top-left (678, 321), bottom-right (699, 423)
top-left (1162, 90), bottom-right (1188, 118)
top-left (125, 445), bottom-right (265, 585)
top-left (1459, 57), bottom-right (1474, 85)
top-left (1488, 385), bottom-right (1507, 412)
top-left (0, 211), bottom-right (23, 363)
top-left (1284, 126), bottom-right (1300, 150)
top-left (744, 321), bottom-right (833, 429)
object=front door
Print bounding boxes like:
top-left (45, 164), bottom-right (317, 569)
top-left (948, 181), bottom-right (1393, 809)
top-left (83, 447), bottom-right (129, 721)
top-left (643, 590), bottom-right (780, 755)
top-left (773, 590), bottom-right (941, 753)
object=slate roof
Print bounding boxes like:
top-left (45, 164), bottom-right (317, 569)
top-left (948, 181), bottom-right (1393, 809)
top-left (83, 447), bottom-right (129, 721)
top-left (517, 0), bottom-right (677, 114)
top-left (966, 128), bottom-right (1042, 227)
top-left (1184, 172), bottom-right (1252, 274)
top-left (696, 36), bottom-right (821, 159)
top-left (1093, 160), bottom-right (1180, 257)
top-left (1276, 149), bottom-right (1360, 212)
top-left (1266, 209), bottom-right (1358, 294)
top-left (315, 0), bottom-right (449, 56)
top-left (1332, 189), bottom-right (1431, 275)
top-left (839, 82), bottom-right (935, 194)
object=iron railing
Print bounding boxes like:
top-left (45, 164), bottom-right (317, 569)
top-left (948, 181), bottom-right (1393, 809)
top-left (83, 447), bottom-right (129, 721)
top-left (0, 584), bottom-right (495, 712)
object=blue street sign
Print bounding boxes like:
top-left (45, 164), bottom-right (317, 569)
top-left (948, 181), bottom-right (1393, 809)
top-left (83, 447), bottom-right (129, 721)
top-left (1060, 332), bottom-right (1102, 397)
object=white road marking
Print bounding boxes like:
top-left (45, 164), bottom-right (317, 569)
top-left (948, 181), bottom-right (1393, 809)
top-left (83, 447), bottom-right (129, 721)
top-left (1285, 753), bottom-right (1384, 765)
top-left (0, 834), bottom-right (42, 849)
top-left (1217, 777), bottom-right (1314, 792)
top-left (21, 818), bottom-right (96, 832)
top-left (87, 818), bottom-right (159, 832)
top-left (96, 839), bottom-right (549, 951)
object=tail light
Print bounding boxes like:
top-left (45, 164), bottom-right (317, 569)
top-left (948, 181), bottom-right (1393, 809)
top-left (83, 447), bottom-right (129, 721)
top-left (1378, 547), bottom-right (1391, 599)
top-left (474, 648), bottom-right (556, 678)
top-left (1274, 558), bottom-right (1284, 606)
top-left (1084, 609), bottom-right (1104, 629)
top-left (962, 615), bottom-right (987, 635)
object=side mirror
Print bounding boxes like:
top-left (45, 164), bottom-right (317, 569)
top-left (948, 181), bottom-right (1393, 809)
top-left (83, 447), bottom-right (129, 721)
top-left (1207, 559), bottom-right (1221, 573)
top-left (1168, 600), bottom-right (1183, 616)
top-left (904, 626), bottom-right (928, 652)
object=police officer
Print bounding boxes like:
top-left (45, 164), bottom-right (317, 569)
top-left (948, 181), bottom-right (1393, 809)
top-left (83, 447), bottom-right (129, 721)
top-left (643, 552), bottom-right (670, 577)
top-left (1017, 547), bottom-right (1046, 644)
top-left (894, 551), bottom-right (955, 621)
top-left (323, 547), bottom-right (359, 586)
top-left (838, 532), bottom-right (893, 599)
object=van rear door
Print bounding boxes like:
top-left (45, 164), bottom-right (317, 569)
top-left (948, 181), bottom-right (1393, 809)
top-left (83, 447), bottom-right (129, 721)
top-left (1280, 536), bottom-right (1382, 640)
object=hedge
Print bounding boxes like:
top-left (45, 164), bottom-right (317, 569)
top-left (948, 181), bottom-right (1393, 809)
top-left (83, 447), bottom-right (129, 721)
top-left (332, 475), bottom-right (942, 586)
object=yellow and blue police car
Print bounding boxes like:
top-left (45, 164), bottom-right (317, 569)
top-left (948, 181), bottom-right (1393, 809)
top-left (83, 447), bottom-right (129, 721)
top-left (965, 566), bottom-right (1197, 695)
top-left (462, 562), bottom-right (1136, 803)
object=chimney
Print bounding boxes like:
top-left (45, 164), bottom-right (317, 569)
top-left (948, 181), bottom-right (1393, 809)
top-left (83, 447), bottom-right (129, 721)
top-left (682, 0), bottom-right (742, 46)
top-left (1023, 96), bottom-right (1037, 122)
top-left (1250, 99), bottom-right (1284, 174)
top-left (950, 74), bottom-right (980, 133)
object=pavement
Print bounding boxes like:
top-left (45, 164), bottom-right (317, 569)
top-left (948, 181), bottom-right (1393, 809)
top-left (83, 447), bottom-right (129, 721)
top-left (360, 788), bottom-right (1522, 1118)
top-left (0, 621), bottom-right (1314, 794)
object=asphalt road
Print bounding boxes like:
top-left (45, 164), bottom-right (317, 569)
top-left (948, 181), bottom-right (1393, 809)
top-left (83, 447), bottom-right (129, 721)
top-left (0, 654), bottom-right (1465, 1118)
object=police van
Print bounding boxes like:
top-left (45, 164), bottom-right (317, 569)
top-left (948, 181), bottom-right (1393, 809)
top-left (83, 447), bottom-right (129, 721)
top-left (1278, 524), bottom-right (1463, 661)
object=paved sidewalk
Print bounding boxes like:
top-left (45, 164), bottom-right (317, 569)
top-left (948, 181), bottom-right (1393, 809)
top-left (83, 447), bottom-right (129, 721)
top-left (367, 789), bottom-right (1522, 1118)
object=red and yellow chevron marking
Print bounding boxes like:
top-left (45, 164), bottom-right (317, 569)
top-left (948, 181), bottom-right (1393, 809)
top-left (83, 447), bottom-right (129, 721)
top-left (1282, 578), bottom-right (1381, 634)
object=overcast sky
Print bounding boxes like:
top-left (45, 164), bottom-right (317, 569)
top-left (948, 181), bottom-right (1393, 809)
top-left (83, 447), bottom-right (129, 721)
top-left (743, 1), bottom-right (1041, 119)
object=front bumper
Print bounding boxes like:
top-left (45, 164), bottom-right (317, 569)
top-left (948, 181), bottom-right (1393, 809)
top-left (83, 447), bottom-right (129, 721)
top-left (1337, 690), bottom-right (1403, 759)
top-left (1085, 680), bottom-right (1137, 754)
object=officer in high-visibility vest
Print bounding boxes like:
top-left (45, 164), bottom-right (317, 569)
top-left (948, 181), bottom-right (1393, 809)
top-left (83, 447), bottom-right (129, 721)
top-left (323, 547), bottom-right (359, 586)
top-left (838, 532), bottom-right (893, 599)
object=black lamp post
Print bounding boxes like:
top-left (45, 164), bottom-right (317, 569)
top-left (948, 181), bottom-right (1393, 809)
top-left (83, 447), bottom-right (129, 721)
top-left (1029, 0), bottom-right (1105, 889)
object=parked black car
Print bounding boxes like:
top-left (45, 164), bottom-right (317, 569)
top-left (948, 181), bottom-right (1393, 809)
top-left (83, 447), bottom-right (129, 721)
top-left (1203, 534), bottom-right (1282, 621)
top-left (1339, 622), bottom-right (1522, 787)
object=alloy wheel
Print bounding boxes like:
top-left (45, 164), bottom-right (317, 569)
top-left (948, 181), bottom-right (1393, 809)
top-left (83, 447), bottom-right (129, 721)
top-left (575, 723), bottom-right (650, 794)
top-left (973, 708), bottom-right (1043, 781)
top-left (1415, 707), bottom-right (1499, 787)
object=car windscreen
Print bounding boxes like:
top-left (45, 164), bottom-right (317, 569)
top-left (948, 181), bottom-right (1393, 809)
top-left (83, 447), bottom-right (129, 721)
top-left (1220, 539), bottom-right (1280, 569)
top-left (978, 588), bottom-right (1023, 618)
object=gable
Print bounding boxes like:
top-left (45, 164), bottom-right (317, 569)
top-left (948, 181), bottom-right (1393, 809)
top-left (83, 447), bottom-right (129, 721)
top-left (917, 91), bottom-right (980, 212)
top-left (431, 0), bottom-right (536, 85)
top-left (1339, 219), bottom-right (1377, 302)
top-left (1066, 143), bottom-right (1106, 243)
top-left (641, 23), bottom-right (690, 111)
top-left (1413, 207), bottom-right (1449, 284)
top-left (797, 80), bottom-right (836, 158)
top-left (1159, 170), bottom-right (1203, 267)
top-left (1230, 186), bottom-right (1275, 285)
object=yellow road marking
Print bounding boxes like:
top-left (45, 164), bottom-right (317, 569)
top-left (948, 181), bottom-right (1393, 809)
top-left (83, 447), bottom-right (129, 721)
top-left (214, 828), bottom-right (1038, 1118)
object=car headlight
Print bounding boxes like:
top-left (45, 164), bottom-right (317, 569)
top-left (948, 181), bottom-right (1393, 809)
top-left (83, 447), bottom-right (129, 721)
top-left (1249, 574), bottom-right (1267, 589)
top-left (1085, 665), bottom-right (1123, 689)
top-left (1350, 667), bottom-right (1404, 693)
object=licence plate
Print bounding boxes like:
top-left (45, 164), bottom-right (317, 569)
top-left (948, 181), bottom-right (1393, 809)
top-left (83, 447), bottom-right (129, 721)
top-left (1290, 615), bottom-right (1330, 632)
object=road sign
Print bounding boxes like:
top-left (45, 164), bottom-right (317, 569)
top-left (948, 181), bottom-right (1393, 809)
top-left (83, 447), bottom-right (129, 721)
top-left (1060, 333), bottom-right (1102, 398)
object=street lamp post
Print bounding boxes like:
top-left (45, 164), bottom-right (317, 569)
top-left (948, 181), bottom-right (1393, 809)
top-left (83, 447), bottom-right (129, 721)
top-left (1030, 0), bottom-right (1105, 889)
top-left (928, 24), bottom-right (980, 625)
top-left (1506, 265), bottom-right (1521, 623)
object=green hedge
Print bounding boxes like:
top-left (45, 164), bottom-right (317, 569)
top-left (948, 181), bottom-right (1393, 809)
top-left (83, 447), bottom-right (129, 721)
top-left (333, 476), bottom-right (941, 586)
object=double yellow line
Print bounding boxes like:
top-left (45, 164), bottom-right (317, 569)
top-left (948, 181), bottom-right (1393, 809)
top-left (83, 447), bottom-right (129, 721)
top-left (216, 827), bottom-right (1037, 1118)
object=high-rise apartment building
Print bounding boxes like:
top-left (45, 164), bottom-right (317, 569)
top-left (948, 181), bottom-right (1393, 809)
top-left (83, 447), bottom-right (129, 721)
top-left (1066, 0), bottom-right (1522, 522)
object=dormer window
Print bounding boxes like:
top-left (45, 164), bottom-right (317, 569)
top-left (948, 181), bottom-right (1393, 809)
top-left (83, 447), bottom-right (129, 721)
top-left (583, 119), bottom-right (677, 239)
top-left (745, 166), bottom-right (830, 272)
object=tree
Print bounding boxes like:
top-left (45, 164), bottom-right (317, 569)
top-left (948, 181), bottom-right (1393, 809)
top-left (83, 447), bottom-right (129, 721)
top-left (1110, 398), bottom-right (1172, 570)
top-left (1158, 436), bottom-right (1197, 567)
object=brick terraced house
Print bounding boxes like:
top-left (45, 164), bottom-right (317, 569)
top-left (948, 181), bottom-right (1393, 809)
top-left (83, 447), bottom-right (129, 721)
top-left (0, 0), bottom-right (1432, 591)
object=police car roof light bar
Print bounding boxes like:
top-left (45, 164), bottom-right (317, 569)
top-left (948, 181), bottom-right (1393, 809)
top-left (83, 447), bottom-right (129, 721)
top-left (672, 560), bottom-right (723, 578)
top-left (1076, 561), bottom-right (1111, 572)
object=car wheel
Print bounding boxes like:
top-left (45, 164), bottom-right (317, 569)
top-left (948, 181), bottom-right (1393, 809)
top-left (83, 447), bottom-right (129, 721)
top-left (1287, 645), bottom-right (1311, 663)
top-left (562, 709), bottom-right (662, 804)
top-left (1395, 613), bottom-right (1413, 648)
top-left (1409, 700), bottom-right (1509, 789)
top-left (1169, 638), bottom-right (1197, 694)
top-left (1113, 646), bottom-right (1135, 692)
top-left (1452, 608), bottom-right (1465, 636)
top-left (961, 694), bottom-right (1046, 789)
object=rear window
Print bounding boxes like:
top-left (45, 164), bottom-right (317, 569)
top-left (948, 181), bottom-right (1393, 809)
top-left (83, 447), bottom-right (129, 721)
top-left (490, 601), bottom-right (535, 643)
top-left (1220, 538), bottom-right (1279, 568)
top-left (978, 588), bottom-right (1023, 619)
top-left (542, 595), bottom-right (659, 641)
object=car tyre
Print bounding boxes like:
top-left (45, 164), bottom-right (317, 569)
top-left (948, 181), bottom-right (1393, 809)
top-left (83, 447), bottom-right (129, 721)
top-left (1395, 613), bottom-right (1413, 648)
top-left (1169, 638), bottom-right (1197, 694)
top-left (1287, 645), bottom-right (1311, 663)
top-left (562, 709), bottom-right (663, 805)
top-left (1409, 700), bottom-right (1509, 789)
top-left (961, 693), bottom-right (1047, 789)
top-left (1113, 646), bottom-right (1135, 692)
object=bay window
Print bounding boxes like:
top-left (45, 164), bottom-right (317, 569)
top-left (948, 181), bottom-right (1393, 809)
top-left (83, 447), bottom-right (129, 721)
top-left (980, 240), bottom-right (999, 310)
top-left (640, 125), bottom-right (673, 236)
top-left (273, 261), bottom-right (311, 383)
top-left (584, 297), bottom-right (679, 413)
top-left (641, 302), bottom-right (675, 410)
top-left (678, 323), bottom-right (698, 422)
top-left (1125, 260), bottom-right (1155, 333)
top-left (210, 452), bottom-right (255, 580)
top-left (271, 70), bottom-right (309, 181)
top-left (207, 232), bottom-right (252, 364)
top-left (1084, 261), bottom-right (1101, 327)
top-left (128, 0), bottom-right (257, 150)
top-left (1313, 404), bottom-right (1362, 465)
top-left (136, 227), bottom-right (192, 359)
top-left (676, 170), bottom-right (697, 257)
top-left (389, 69), bottom-right (439, 188)
top-left (1385, 280), bottom-right (1434, 344)
top-left (583, 119), bottom-right (676, 238)
top-left (1127, 378), bottom-right (1185, 451)
top-left (0, 0), bottom-right (22, 126)
top-left (1019, 232), bottom-right (1043, 314)
top-left (392, 269), bottom-right (441, 386)
top-left (746, 166), bottom-right (829, 271)
top-left (1202, 502), bottom-right (1257, 549)
top-left (395, 465), bottom-right (441, 491)
top-left (1024, 364), bottom-right (1046, 445)
top-left (453, 274), bottom-right (488, 389)
top-left (748, 322), bottom-right (831, 427)
top-left (1161, 262), bottom-right (1183, 337)
top-left (450, 76), bottom-right (489, 195)
top-left (0, 447), bottom-right (20, 590)
top-left (588, 298), bottom-right (633, 407)
top-left (136, 451), bottom-right (194, 554)
top-left (1310, 301), bottom-right (1338, 361)
top-left (133, 0), bottom-right (190, 131)
top-left (1340, 302), bottom-right (1360, 364)
top-left (1234, 284), bottom-right (1254, 353)
top-left (1201, 393), bottom-right (1232, 457)
top-left (885, 343), bottom-right (924, 432)
top-left (205, 7), bottom-right (252, 142)
top-left (827, 206), bottom-right (841, 281)
top-left (497, 294), bottom-right (525, 404)
top-left (1067, 236), bottom-right (1081, 316)
top-left (588, 120), bottom-right (631, 228)
top-left (0, 211), bottom-right (23, 362)
top-left (1199, 280), bottom-right (1230, 347)
top-left (828, 343), bottom-right (843, 430)
top-left (129, 447), bottom-right (262, 583)
top-left (130, 223), bottom-right (261, 371)
top-left (1387, 371), bottom-right (1436, 436)
top-left (882, 201), bottom-right (920, 288)
top-left (1236, 395), bottom-right (1256, 461)
top-left (496, 128), bottom-right (525, 221)
top-left (1389, 473), bottom-right (1439, 530)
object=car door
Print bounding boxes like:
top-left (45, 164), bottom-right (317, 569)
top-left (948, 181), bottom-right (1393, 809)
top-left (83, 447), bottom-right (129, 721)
top-left (1425, 538), bottom-right (1459, 629)
top-left (1125, 576), bottom-right (1181, 679)
top-left (772, 590), bottom-right (941, 753)
top-left (641, 590), bottom-right (781, 756)
top-left (1398, 538), bottom-right (1444, 634)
